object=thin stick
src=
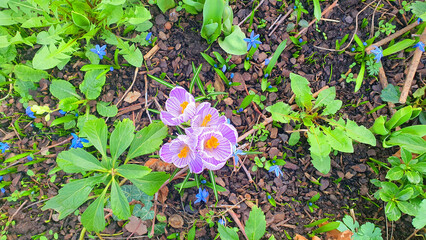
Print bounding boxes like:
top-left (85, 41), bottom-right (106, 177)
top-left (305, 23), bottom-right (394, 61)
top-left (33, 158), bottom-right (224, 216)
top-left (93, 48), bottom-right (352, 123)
top-left (228, 209), bottom-right (249, 240)
top-left (269, 9), bottom-right (294, 36)
top-left (115, 67), bottom-right (139, 107)
top-left (371, 0), bottom-right (381, 37)
top-left (144, 75), bottom-right (152, 123)
top-left (295, 0), bottom-right (338, 38)
top-left (399, 30), bottom-right (426, 103)
top-left (4, 200), bottom-right (28, 232)
top-left (377, 65), bottom-right (396, 114)
top-left (149, 192), bottom-right (158, 237)
top-left (238, 0), bottom-right (265, 27)
top-left (144, 45), bottom-right (159, 60)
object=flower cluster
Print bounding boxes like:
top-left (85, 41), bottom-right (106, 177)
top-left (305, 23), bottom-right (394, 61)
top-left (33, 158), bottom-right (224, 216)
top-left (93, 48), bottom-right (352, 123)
top-left (0, 142), bottom-right (9, 154)
top-left (159, 87), bottom-right (238, 173)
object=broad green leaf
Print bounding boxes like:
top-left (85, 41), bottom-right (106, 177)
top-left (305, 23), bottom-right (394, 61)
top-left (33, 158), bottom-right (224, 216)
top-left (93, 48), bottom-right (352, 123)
top-left (314, 87), bottom-right (336, 109)
top-left (96, 101), bottom-right (118, 117)
top-left (83, 118), bottom-right (108, 158)
top-left (354, 62), bottom-right (365, 92)
top-left (127, 122), bottom-right (168, 160)
top-left (313, 0), bottom-right (321, 21)
top-left (265, 40), bottom-right (287, 74)
top-left (200, 0), bottom-right (224, 43)
top-left (313, 222), bottom-right (340, 234)
top-left (323, 127), bottom-right (353, 153)
top-left (393, 125), bottom-right (426, 137)
top-left (51, 115), bottom-right (77, 127)
top-left (397, 201), bottom-right (417, 216)
top-left (383, 39), bottom-right (415, 56)
top-left (36, 25), bottom-right (64, 45)
top-left (130, 172), bottom-right (170, 195)
top-left (0, 11), bottom-right (17, 26)
top-left (80, 64), bottom-right (111, 71)
top-left (290, 73), bottom-right (312, 110)
top-left (81, 192), bottom-right (106, 232)
top-left (110, 119), bottom-right (135, 161)
top-left (370, 115), bottom-right (389, 135)
top-left (337, 215), bottom-right (359, 232)
top-left (356, 222), bottom-right (382, 240)
top-left (127, 6), bottom-right (151, 25)
top-left (117, 164), bottom-right (151, 179)
top-left (288, 131), bottom-right (300, 146)
top-left (218, 26), bottom-right (247, 55)
top-left (245, 206), bottom-right (266, 240)
top-left (412, 162), bottom-right (426, 174)
top-left (101, 0), bottom-right (126, 5)
top-left (345, 119), bottom-right (376, 146)
top-left (386, 133), bottom-right (426, 154)
top-left (50, 80), bottom-right (80, 100)
top-left (308, 127), bottom-right (331, 174)
top-left (80, 70), bottom-right (106, 100)
top-left (14, 78), bottom-right (36, 102)
top-left (396, 187), bottom-right (413, 201)
top-left (412, 199), bottom-right (426, 229)
top-left (218, 224), bottom-right (239, 240)
top-left (385, 201), bottom-right (401, 221)
top-left (157, 0), bottom-right (176, 13)
top-left (14, 64), bottom-right (48, 82)
top-left (117, 39), bottom-right (143, 67)
top-left (381, 182), bottom-right (399, 196)
top-left (111, 179), bottom-right (131, 220)
top-left (58, 97), bottom-right (80, 111)
top-left (57, 148), bottom-right (105, 173)
top-left (240, 95), bottom-right (255, 109)
top-left (380, 84), bottom-right (400, 103)
top-left (406, 171), bottom-right (421, 184)
top-left (121, 185), bottom-right (154, 220)
top-left (385, 167), bottom-right (403, 181)
top-left (72, 11), bottom-right (91, 31)
top-left (33, 40), bottom-right (76, 70)
top-left (400, 148), bottom-right (412, 164)
top-left (265, 102), bottom-right (293, 123)
top-left (42, 176), bottom-right (104, 219)
top-left (385, 106), bottom-right (413, 130)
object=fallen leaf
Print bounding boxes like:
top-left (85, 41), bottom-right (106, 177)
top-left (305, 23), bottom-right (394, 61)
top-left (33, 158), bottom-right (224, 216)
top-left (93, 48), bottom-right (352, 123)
top-left (158, 186), bottom-right (169, 204)
top-left (124, 91), bottom-right (141, 103)
top-left (326, 229), bottom-right (353, 240)
top-left (294, 234), bottom-right (308, 240)
top-left (214, 73), bottom-right (225, 101)
top-left (144, 158), bottom-right (173, 172)
top-left (169, 214), bottom-right (184, 228)
top-left (125, 216), bottom-right (147, 235)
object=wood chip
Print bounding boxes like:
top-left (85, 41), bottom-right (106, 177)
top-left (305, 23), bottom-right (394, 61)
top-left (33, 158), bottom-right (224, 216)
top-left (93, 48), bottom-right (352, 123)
top-left (124, 91), bottom-right (141, 103)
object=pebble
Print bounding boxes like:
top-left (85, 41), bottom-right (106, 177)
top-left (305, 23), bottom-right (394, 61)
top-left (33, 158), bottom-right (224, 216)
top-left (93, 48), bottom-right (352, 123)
top-left (165, 22), bottom-right (172, 30)
top-left (158, 31), bottom-right (167, 40)
top-left (175, 43), bottom-right (181, 50)
top-left (319, 179), bottom-right (329, 191)
top-left (269, 147), bottom-right (281, 158)
top-left (258, 52), bottom-right (268, 63)
top-left (270, 128), bottom-right (278, 139)
top-left (367, 149), bottom-right (376, 156)
top-left (351, 164), bottom-right (367, 173)
top-left (329, 194), bottom-right (338, 202)
top-left (345, 15), bottom-right (353, 24)
top-left (290, 58), bottom-right (297, 64)
top-left (155, 14), bottom-right (166, 26)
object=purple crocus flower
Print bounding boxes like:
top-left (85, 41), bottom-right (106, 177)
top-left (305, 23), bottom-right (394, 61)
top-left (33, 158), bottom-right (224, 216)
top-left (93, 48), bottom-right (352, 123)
top-left (198, 130), bottom-right (233, 171)
top-left (191, 103), bottom-right (226, 131)
top-left (160, 87), bottom-right (197, 126)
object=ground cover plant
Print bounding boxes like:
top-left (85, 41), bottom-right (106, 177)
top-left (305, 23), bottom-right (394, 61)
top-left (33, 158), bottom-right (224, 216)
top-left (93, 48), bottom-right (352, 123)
top-left (0, 0), bottom-right (425, 239)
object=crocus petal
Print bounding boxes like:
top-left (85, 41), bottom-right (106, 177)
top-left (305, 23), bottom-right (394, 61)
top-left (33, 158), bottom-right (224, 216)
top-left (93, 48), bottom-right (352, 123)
top-left (170, 86), bottom-right (195, 103)
top-left (199, 131), bottom-right (233, 161)
top-left (160, 111), bottom-right (181, 126)
top-left (217, 124), bottom-right (238, 145)
top-left (202, 156), bottom-right (227, 171)
top-left (188, 154), bottom-right (204, 174)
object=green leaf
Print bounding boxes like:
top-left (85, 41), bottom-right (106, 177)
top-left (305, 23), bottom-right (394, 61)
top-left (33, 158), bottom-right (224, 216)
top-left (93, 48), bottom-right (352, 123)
top-left (130, 172), bottom-right (170, 195)
top-left (265, 102), bottom-right (293, 123)
top-left (117, 164), bottom-right (151, 179)
top-left (50, 115), bottom-right (76, 127)
top-left (245, 206), bottom-right (266, 240)
top-left (117, 39), bottom-right (143, 67)
top-left (288, 131), bottom-right (300, 146)
top-left (370, 115), bottom-right (389, 135)
top-left (385, 167), bottom-right (403, 181)
top-left (57, 148), bottom-right (105, 173)
top-left (385, 201), bottom-right (401, 221)
top-left (385, 106), bottom-right (413, 130)
top-left (80, 70), bottom-right (106, 100)
top-left (32, 40), bottom-right (76, 70)
top-left (406, 171), bottom-right (421, 184)
top-left (356, 222), bottom-right (382, 240)
top-left (111, 179), bottom-right (131, 220)
top-left (338, 215), bottom-right (359, 232)
top-left (354, 62), bottom-right (365, 92)
top-left (314, 87), bottom-right (336, 109)
top-left (59, 97), bottom-right (80, 111)
top-left (240, 95), bottom-right (255, 109)
top-left (218, 224), bottom-right (239, 240)
top-left (200, 0), bottom-right (224, 43)
top-left (96, 101), bottom-right (118, 117)
top-left (110, 119), bottom-right (135, 161)
top-left (381, 182), bottom-right (399, 196)
top-left (80, 64), bottom-right (112, 71)
top-left (72, 11), bottom-right (91, 31)
top-left (323, 127), bottom-right (353, 153)
top-left (397, 201), bottom-right (417, 216)
top-left (412, 162), bottom-right (426, 174)
top-left (380, 84), bottom-right (400, 103)
top-left (265, 40), bottom-right (287, 75)
top-left (383, 39), bottom-right (415, 56)
top-left (313, 0), bottom-right (321, 21)
top-left (393, 125), bottom-right (426, 137)
top-left (308, 127), bottom-right (331, 174)
top-left (0, 11), bottom-right (17, 26)
top-left (14, 64), bottom-right (48, 82)
top-left (81, 191), bottom-right (106, 232)
top-left (321, 100), bottom-right (342, 116)
top-left (386, 133), bottom-right (426, 154)
top-left (345, 119), bottom-right (376, 146)
top-left (127, 122), bottom-right (168, 160)
top-left (313, 222), bottom-right (340, 234)
top-left (50, 80), bottom-right (80, 100)
top-left (290, 73), bottom-right (313, 110)
top-left (396, 187), bottom-right (413, 201)
top-left (120, 185), bottom-right (154, 220)
top-left (126, 6), bottom-right (151, 25)
top-left (83, 118), bottom-right (108, 158)
top-left (218, 26), bottom-right (247, 55)
top-left (412, 199), bottom-right (426, 229)
top-left (157, 0), bottom-right (176, 13)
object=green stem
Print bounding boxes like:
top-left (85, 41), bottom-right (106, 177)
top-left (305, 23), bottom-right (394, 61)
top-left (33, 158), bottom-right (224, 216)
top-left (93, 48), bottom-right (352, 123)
top-left (194, 174), bottom-right (200, 189)
top-left (179, 170), bottom-right (192, 193)
top-left (208, 170), bottom-right (218, 202)
top-left (79, 228), bottom-right (87, 240)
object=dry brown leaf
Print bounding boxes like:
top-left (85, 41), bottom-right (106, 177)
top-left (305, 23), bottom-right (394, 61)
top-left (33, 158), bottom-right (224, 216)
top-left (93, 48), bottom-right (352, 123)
top-left (214, 73), bottom-right (225, 101)
top-left (158, 186), bottom-right (169, 204)
top-left (124, 91), bottom-right (141, 103)
top-left (144, 158), bottom-right (173, 172)
top-left (125, 216), bottom-right (147, 235)
top-left (312, 236), bottom-right (321, 240)
top-left (294, 234), bottom-right (309, 240)
top-left (326, 229), bottom-right (353, 240)
top-left (169, 214), bottom-right (184, 228)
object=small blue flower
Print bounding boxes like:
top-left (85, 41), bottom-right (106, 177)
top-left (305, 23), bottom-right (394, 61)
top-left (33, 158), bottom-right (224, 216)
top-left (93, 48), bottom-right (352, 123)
top-left (75, 113), bottom-right (79, 117)
top-left (294, 5), bottom-right (297, 9)
top-left (268, 85), bottom-right (272, 89)
top-left (414, 41), bottom-right (425, 52)
top-left (110, 66), bottom-right (114, 72)
top-left (418, 18), bottom-right (423, 24)
top-left (90, 45), bottom-right (107, 60)
top-left (228, 82), bottom-right (232, 85)
top-left (0, 176), bottom-right (3, 181)
top-left (230, 73), bottom-right (234, 79)
top-left (244, 31), bottom-right (262, 51)
top-left (27, 156), bottom-right (33, 161)
top-left (26, 106), bottom-right (36, 119)
top-left (201, 179), bottom-right (207, 184)
top-left (267, 195), bottom-right (272, 199)
top-left (218, 219), bottom-right (226, 225)
top-left (272, 160), bottom-right (276, 164)
top-left (0, 142), bottom-right (10, 154)
top-left (1, 188), bottom-right (5, 193)
top-left (246, 57), bottom-right (249, 61)
top-left (363, 42), bottom-right (367, 46)
top-left (214, 64), bottom-right (218, 68)
top-left (351, 47), bottom-right (355, 52)
top-left (299, 38), bottom-right (303, 43)
top-left (222, 65), bottom-right (227, 73)
top-left (269, 165), bottom-right (283, 178)
top-left (371, 45), bottom-right (383, 63)
top-left (226, 118), bottom-right (231, 124)
top-left (264, 58), bottom-right (270, 66)
top-left (232, 145), bottom-right (247, 165)
top-left (146, 32), bottom-right (152, 43)
top-left (237, 108), bottom-right (243, 113)
top-left (70, 133), bottom-right (89, 149)
top-left (58, 109), bottom-right (67, 115)
top-left (194, 187), bottom-right (209, 204)
top-left (265, 73), bottom-right (269, 78)
top-left (309, 202), bottom-right (313, 206)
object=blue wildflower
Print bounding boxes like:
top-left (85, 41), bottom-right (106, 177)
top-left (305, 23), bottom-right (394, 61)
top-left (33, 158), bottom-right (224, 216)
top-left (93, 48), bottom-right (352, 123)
top-left (414, 41), bottom-right (425, 52)
top-left (226, 118), bottom-right (231, 124)
top-left (70, 133), bottom-right (89, 149)
top-left (244, 31), bottom-right (262, 51)
top-left (146, 32), bottom-right (152, 43)
top-left (268, 85), bottom-right (272, 89)
top-left (90, 45), bottom-right (107, 60)
top-left (371, 46), bottom-right (383, 62)
top-left (0, 142), bottom-right (10, 154)
top-left (363, 42), bottom-right (367, 46)
top-left (201, 179), bottom-right (207, 184)
top-left (269, 165), bottom-right (283, 178)
top-left (309, 202), bottom-right (313, 206)
top-left (0, 176), bottom-right (3, 181)
top-left (246, 57), bottom-right (249, 61)
top-left (230, 73), bottom-right (234, 79)
top-left (237, 108), bottom-right (243, 113)
top-left (299, 38), bottom-right (303, 43)
top-left (75, 113), bottom-right (79, 117)
top-left (26, 106), bottom-right (36, 119)
top-left (218, 219), bottom-right (226, 225)
top-left (222, 65), bottom-right (227, 73)
top-left (110, 66), bottom-right (114, 72)
top-left (265, 73), bottom-right (269, 78)
top-left (58, 109), bottom-right (67, 115)
top-left (272, 160), bottom-right (276, 164)
top-left (194, 187), bottom-right (209, 204)
top-left (418, 18), bottom-right (423, 24)
top-left (27, 156), bottom-right (33, 161)
top-left (214, 64), bottom-right (218, 68)
top-left (232, 145), bottom-right (247, 165)
top-left (351, 47), bottom-right (355, 52)
top-left (0, 176), bottom-right (4, 193)
top-left (267, 195), bottom-right (272, 199)
top-left (264, 58), bottom-right (270, 66)
top-left (228, 82), bottom-right (232, 85)
top-left (294, 5), bottom-right (297, 9)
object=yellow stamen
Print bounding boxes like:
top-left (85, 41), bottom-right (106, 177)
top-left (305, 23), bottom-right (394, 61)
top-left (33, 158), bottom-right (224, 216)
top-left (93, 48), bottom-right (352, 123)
top-left (180, 101), bottom-right (189, 113)
top-left (201, 114), bottom-right (212, 127)
top-left (178, 146), bottom-right (189, 158)
top-left (205, 136), bottom-right (220, 149)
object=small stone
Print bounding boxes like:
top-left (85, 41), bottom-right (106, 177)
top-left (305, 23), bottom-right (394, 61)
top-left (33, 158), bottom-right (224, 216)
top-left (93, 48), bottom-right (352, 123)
top-left (345, 171), bottom-right (355, 179)
top-left (351, 164), bottom-right (367, 173)
top-left (319, 179), bottom-right (329, 191)
top-left (290, 58), bottom-right (297, 64)
top-left (158, 31), bottom-right (167, 40)
top-left (223, 97), bottom-right (233, 105)
top-left (258, 52), bottom-right (267, 63)
top-left (269, 92), bottom-right (278, 102)
top-left (175, 43), bottom-right (181, 50)
top-left (165, 22), bottom-right (172, 30)
top-left (270, 128), bottom-right (278, 139)
top-left (169, 214), bottom-right (184, 228)
top-left (345, 15), bottom-right (353, 24)
top-left (269, 147), bottom-right (281, 158)
top-left (367, 149), bottom-right (376, 156)
top-left (155, 14), bottom-right (166, 26)
top-left (329, 194), bottom-right (338, 202)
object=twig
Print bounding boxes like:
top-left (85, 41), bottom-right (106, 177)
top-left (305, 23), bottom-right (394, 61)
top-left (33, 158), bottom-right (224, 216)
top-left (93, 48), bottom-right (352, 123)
top-left (371, 0), bottom-right (381, 37)
top-left (399, 30), bottom-right (426, 103)
top-left (115, 67), bottom-right (139, 108)
top-left (149, 192), bottom-right (158, 237)
top-left (144, 45), bottom-right (159, 60)
top-left (228, 209), bottom-right (249, 240)
top-left (4, 200), bottom-right (28, 232)
top-left (144, 75), bottom-right (152, 123)
top-left (295, 0), bottom-right (338, 38)
top-left (269, 9), bottom-right (294, 36)
top-left (405, 228), bottom-right (422, 240)
top-left (378, 64), bottom-right (396, 114)
top-left (238, 0), bottom-right (265, 27)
